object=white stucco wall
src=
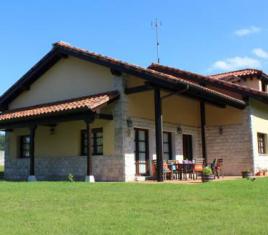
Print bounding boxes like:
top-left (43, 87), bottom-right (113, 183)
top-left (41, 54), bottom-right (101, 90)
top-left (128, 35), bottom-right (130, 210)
top-left (250, 99), bottom-right (268, 173)
top-left (0, 151), bottom-right (4, 165)
top-left (250, 100), bottom-right (268, 173)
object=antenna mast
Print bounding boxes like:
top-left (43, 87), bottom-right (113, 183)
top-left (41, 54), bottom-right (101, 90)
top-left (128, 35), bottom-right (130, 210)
top-left (151, 18), bottom-right (161, 64)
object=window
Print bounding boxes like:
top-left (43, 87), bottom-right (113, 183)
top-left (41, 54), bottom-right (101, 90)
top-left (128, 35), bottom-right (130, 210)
top-left (20, 135), bottom-right (30, 158)
top-left (163, 132), bottom-right (172, 160)
top-left (81, 128), bottom-right (103, 156)
top-left (258, 133), bottom-right (266, 154)
top-left (134, 128), bottom-right (149, 175)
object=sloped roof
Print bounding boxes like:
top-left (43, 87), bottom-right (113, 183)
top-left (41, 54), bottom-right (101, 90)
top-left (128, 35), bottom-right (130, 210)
top-left (210, 69), bottom-right (268, 83)
top-left (148, 63), bottom-right (268, 104)
top-left (0, 41), bottom-right (246, 110)
top-left (0, 91), bottom-right (118, 122)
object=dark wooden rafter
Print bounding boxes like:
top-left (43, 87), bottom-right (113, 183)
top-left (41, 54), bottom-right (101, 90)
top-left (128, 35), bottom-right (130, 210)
top-left (110, 68), bottom-right (122, 76)
top-left (0, 110), bottom-right (112, 130)
top-left (125, 84), bottom-right (153, 95)
top-left (29, 125), bottom-right (37, 176)
top-left (84, 115), bottom-right (95, 176)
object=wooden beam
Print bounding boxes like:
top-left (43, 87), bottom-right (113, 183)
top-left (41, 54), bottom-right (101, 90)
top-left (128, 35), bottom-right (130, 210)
top-left (200, 101), bottom-right (207, 164)
top-left (29, 126), bottom-right (37, 176)
top-left (125, 85), bottom-right (153, 95)
top-left (85, 120), bottom-right (93, 177)
top-left (96, 113), bottom-right (113, 120)
top-left (0, 111), bottom-right (96, 130)
top-left (110, 68), bottom-right (122, 76)
top-left (154, 87), bottom-right (164, 182)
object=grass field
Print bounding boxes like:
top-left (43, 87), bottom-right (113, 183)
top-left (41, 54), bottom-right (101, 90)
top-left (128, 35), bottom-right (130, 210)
top-left (0, 178), bottom-right (267, 235)
top-left (0, 165), bottom-right (3, 172)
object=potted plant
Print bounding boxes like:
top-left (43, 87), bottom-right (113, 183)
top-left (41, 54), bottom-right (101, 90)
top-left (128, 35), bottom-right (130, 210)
top-left (202, 166), bottom-right (214, 182)
top-left (241, 170), bottom-right (252, 178)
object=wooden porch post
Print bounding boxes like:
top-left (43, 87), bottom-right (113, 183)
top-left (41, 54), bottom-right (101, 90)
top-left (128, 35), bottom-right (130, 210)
top-left (200, 101), bottom-right (207, 165)
top-left (154, 87), bottom-right (164, 182)
top-left (28, 126), bottom-right (37, 181)
top-left (85, 117), bottom-right (95, 182)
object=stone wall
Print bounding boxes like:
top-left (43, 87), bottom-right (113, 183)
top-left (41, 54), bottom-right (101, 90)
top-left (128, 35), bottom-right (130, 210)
top-left (4, 155), bottom-right (124, 181)
top-left (206, 108), bottom-right (253, 175)
top-left (124, 117), bottom-right (202, 180)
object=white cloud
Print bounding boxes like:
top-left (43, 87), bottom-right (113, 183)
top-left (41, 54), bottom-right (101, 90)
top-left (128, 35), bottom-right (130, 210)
top-left (210, 56), bottom-right (261, 71)
top-left (234, 26), bottom-right (261, 37)
top-left (253, 48), bottom-right (268, 59)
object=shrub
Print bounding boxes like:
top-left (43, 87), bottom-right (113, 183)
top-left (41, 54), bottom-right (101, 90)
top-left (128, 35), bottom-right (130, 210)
top-left (203, 166), bottom-right (212, 176)
top-left (68, 173), bottom-right (75, 182)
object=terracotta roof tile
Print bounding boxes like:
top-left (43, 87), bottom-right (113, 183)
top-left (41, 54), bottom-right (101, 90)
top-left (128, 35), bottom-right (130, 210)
top-left (148, 63), bottom-right (268, 102)
top-left (0, 41), bottom-right (246, 110)
top-left (210, 69), bottom-right (264, 82)
top-left (0, 91), bottom-right (119, 122)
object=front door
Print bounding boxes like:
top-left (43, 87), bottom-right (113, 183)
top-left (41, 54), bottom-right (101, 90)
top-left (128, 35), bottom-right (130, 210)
top-left (135, 128), bottom-right (149, 175)
top-left (183, 134), bottom-right (193, 160)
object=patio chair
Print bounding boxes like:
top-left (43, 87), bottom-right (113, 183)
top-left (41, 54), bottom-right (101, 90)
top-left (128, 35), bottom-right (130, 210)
top-left (163, 161), bottom-right (172, 180)
top-left (193, 163), bottom-right (204, 180)
top-left (181, 163), bottom-right (194, 180)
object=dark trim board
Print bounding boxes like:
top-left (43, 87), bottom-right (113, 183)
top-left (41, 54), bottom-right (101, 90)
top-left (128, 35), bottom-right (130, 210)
top-left (0, 110), bottom-right (112, 130)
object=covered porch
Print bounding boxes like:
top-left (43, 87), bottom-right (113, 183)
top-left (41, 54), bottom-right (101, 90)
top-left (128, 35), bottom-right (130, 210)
top-left (1, 91), bottom-right (122, 182)
top-left (125, 73), bottom-right (248, 181)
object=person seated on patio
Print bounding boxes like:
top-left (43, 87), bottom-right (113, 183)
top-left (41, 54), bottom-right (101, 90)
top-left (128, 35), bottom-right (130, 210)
top-left (211, 159), bottom-right (217, 179)
top-left (215, 159), bottom-right (224, 179)
top-left (163, 161), bottom-right (172, 180)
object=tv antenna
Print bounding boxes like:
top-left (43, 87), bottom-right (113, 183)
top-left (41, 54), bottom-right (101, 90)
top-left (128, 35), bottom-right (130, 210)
top-left (151, 18), bottom-right (161, 64)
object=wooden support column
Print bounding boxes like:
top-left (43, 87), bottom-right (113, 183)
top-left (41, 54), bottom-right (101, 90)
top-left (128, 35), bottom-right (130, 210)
top-left (85, 116), bottom-right (95, 182)
top-left (154, 87), bottom-right (164, 182)
top-left (200, 101), bottom-right (207, 165)
top-left (28, 126), bottom-right (37, 181)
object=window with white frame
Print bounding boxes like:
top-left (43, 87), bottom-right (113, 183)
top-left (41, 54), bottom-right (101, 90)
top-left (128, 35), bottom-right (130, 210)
top-left (257, 133), bottom-right (267, 154)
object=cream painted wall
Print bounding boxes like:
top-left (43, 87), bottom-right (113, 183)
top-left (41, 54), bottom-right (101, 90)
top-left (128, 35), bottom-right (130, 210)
top-left (8, 119), bottom-right (114, 159)
top-left (250, 99), bottom-right (268, 171)
top-left (127, 80), bottom-right (244, 127)
top-left (237, 78), bottom-right (261, 91)
top-left (206, 104), bottom-right (243, 126)
top-left (9, 57), bottom-right (114, 109)
top-left (128, 90), bottom-right (200, 127)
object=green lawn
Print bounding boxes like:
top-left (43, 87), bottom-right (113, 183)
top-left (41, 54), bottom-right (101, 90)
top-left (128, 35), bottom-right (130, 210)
top-left (0, 179), bottom-right (267, 235)
top-left (0, 165), bottom-right (3, 173)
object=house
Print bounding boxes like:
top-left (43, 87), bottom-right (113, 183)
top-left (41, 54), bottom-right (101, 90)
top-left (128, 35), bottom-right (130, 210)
top-left (0, 41), bottom-right (268, 182)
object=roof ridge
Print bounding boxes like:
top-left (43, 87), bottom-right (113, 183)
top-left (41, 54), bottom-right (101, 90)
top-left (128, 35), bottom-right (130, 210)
top-left (209, 68), bottom-right (263, 78)
top-left (149, 63), bottom-right (268, 98)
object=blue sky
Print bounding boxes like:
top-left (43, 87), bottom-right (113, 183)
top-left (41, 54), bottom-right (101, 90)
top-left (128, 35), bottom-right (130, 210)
top-left (0, 0), bottom-right (267, 94)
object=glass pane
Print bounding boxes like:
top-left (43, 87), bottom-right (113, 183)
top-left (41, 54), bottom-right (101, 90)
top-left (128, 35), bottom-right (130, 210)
top-left (139, 163), bottom-right (146, 174)
top-left (138, 153), bottom-right (146, 161)
top-left (139, 142), bottom-right (146, 152)
top-left (23, 144), bottom-right (30, 151)
top-left (96, 138), bottom-right (103, 145)
top-left (163, 133), bottom-right (168, 142)
top-left (163, 153), bottom-right (170, 161)
top-left (163, 143), bottom-right (169, 153)
top-left (138, 131), bottom-right (145, 141)
top-left (23, 151), bottom-right (30, 157)
top-left (97, 146), bottom-right (103, 154)
top-left (96, 132), bottom-right (103, 138)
